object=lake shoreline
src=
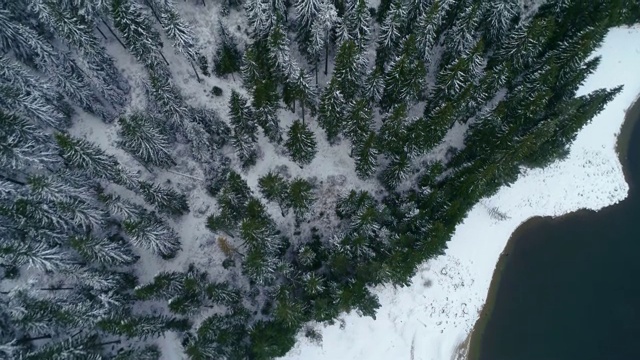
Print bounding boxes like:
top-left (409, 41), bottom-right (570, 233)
top-left (465, 93), bottom-right (640, 360)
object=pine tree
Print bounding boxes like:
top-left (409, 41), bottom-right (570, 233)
top-left (118, 113), bottom-right (175, 168)
top-left (446, 1), bottom-right (482, 58)
top-left (0, 58), bottom-right (67, 129)
top-left (318, 85), bottom-right (346, 144)
top-left (123, 212), bottom-right (181, 258)
top-left (138, 181), bottom-right (190, 216)
top-left (343, 0), bottom-right (372, 48)
top-left (158, 1), bottom-right (197, 61)
top-left (245, 0), bottom-right (282, 38)
top-left (363, 68), bottom-right (384, 104)
top-left (69, 235), bottom-right (137, 266)
top-left (295, 0), bottom-right (322, 32)
top-left (268, 22), bottom-right (299, 83)
top-left (243, 247), bottom-right (278, 285)
top-left (258, 171), bottom-right (290, 215)
top-left (252, 79), bottom-right (282, 144)
top-left (28, 0), bottom-right (130, 108)
top-left (380, 153), bottom-right (410, 189)
top-left (55, 133), bottom-right (128, 184)
top-left (345, 98), bottom-right (372, 144)
top-left (97, 312), bottom-right (189, 339)
top-left (285, 120), bottom-right (318, 166)
top-left (288, 178), bottom-right (316, 222)
top-left (495, 17), bottom-right (554, 72)
top-left (135, 270), bottom-right (185, 301)
top-left (0, 241), bottom-right (71, 272)
top-left (308, 0), bottom-right (339, 78)
top-left (214, 22), bottom-right (242, 78)
top-left (482, 0), bottom-right (519, 44)
top-left (229, 91), bottom-right (258, 140)
top-left (147, 73), bottom-right (190, 129)
top-left (0, 111), bottom-right (58, 170)
top-left (111, 0), bottom-right (165, 69)
top-left (377, 0), bottom-right (406, 57)
top-left (331, 40), bottom-right (367, 101)
top-left (22, 334), bottom-right (101, 360)
top-left (353, 131), bottom-right (378, 178)
top-left (414, 0), bottom-right (445, 64)
top-left (382, 35), bottom-right (427, 108)
top-left (287, 68), bottom-right (316, 121)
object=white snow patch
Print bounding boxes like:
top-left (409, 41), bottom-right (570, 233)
top-left (280, 26), bottom-right (640, 360)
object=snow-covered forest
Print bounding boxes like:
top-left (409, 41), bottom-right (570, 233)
top-left (0, 0), bottom-right (638, 358)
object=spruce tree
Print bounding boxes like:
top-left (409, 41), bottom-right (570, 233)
top-left (69, 235), bottom-right (137, 266)
top-left (353, 131), bottom-right (378, 179)
top-left (288, 178), bottom-right (316, 223)
top-left (98, 312), bottom-right (189, 339)
top-left (138, 181), bottom-right (190, 216)
top-left (123, 212), bottom-right (181, 258)
top-left (318, 85), bottom-right (346, 144)
top-left (55, 133), bottom-right (130, 184)
top-left (258, 171), bottom-right (290, 215)
top-left (285, 120), bottom-right (318, 166)
top-left (214, 22), bottom-right (242, 78)
top-left (118, 113), bottom-right (175, 168)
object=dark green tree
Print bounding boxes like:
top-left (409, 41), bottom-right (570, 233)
top-left (138, 181), bottom-right (190, 216)
top-left (285, 120), bottom-right (318, 166)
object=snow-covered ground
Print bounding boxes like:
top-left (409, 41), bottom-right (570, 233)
top-left (280, 26), bottom-right (640, 360)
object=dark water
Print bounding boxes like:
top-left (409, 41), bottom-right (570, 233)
top-left (470, 98), bottom-right (640, 360)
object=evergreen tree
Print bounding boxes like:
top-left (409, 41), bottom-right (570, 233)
top-left (118, 113), bottom-right (175, 168)
top-left (363, 68), bottom-right (385, 104)
top-left (22, 334), bottom-right (101, 360)
top-left (69, 235), bottom-right (137, 266)
top-left (138, 181), bottom-right (190, 216)
top-left (0, 111), bottom-right (58, 170)
top-left (111, 0), bottom-right (165, 69)
top-left (228, 91), bottom-right (259, 168)
top-left (135, 270), bottom-right (185, 301)
top-left (382, 35), bottom-right (426, 108)
top-left (353, 131), bottom-right (378, 178)
top-left (245, 0), bottom-right (282, 38)
top-left (495, 17), bottom-right (554, 72)
top-left (446, 1), bottom-right (482, 58)
top-left (377, 0), bottom-right (407, 59)
top-left (308, 0), bottom-right (339, 78)
top-left (345, 98), bottom-right (373, 144)
top-left (252, 79), bottom-right (282, 144)
top-left (331, 40), bottom-right (367, 101)
top-left (380, 153), bottom-right (410, 189)
top-left (55, 133), bottom-right (130, 184)
top-left (414, 0), bottom-right (446, 64)
top-left (123, 212), bottom-right (181, 258)
top-left (158, 1), bottom-right (197, 62)
top-left (343, 0), bottom-right (372, 48)
top-left (98, 312), bottom-right (189, 339)
top-left (213, 22), bottom-right (242, 78)
top-left (258, 171), bottom-right (290, 215)
top-left (285, 120), bottom-right (318, 166)
top-left (481, 0), bottom-right (519, 44)
top-left (39, 1), bottom-right (129, 107)
top-left (288, 178), bottom-right (316, 223)
top-left (318, 85), bottom-right (346, 144)
top-left (268, 22), bottom-right (299, 83)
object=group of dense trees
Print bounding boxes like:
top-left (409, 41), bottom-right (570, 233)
top-left (1, 0), bottom-right (638, 358)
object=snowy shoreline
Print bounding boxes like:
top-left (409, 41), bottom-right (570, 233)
top-left (280, 26), bottom-right (640, 360)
